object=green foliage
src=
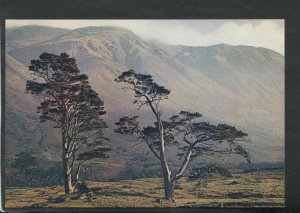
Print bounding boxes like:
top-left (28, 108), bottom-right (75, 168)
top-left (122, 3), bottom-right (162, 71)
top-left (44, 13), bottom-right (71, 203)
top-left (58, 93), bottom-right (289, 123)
top-left (26, 52), bottom-right (110, 191)
top-left (39, 164), bottom-right (63, 186)
top-left (115, 70), bottom-right (170, 109)
top-left (11, 152), bottom-right (38, 187)
top-left (77, 148), bottom-right (110, 161)
top-left (115, 111), bottom-right (250, 163)
top-left (13, 152), bottom-right (37, 169)
top-left (7, 160), bottom-right (63, 188)
top-left (115, 70), bottom-right (250, 190)
top-left (115, 116), bottom-right (140, 135)
top-left (8, 152), bottom-right (63, 187)
top-left (26, 53), bottom-right (106, 133)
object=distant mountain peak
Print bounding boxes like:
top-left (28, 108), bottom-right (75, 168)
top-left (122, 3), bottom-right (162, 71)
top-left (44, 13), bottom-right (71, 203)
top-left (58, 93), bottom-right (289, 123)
top-left (73, 26), bottom-right (134, 35)
top-left (6, 25), bottom-right (70, 50)
top-left (8, 25), bottom-right (69, 30)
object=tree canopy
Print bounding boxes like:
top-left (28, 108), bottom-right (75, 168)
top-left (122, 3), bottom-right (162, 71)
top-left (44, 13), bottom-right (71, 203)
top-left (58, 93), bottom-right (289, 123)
top-left (26, 52), bottom-right (110, 193)
top-left (12, 152), bottom-right (38, 187)
top-left (115, 70), bottom-right (250, 200)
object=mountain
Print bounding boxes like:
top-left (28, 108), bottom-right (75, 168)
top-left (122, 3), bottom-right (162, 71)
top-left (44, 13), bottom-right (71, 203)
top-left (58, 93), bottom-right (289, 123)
top-left (5, 25), bottom-right (284, 180)
top-left (6, 25), bottom-right (70, 51)
top-left (167, 44), bottom-right (284, 138)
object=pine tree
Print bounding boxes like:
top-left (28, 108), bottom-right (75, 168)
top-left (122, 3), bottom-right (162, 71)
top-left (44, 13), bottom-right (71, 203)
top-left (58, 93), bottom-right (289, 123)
top-left (115, 70), bottom-right (250, 201)
top-left (26, 52), bottom-right (110, 194)
top-left (12, 152), bottom-right (38, 187)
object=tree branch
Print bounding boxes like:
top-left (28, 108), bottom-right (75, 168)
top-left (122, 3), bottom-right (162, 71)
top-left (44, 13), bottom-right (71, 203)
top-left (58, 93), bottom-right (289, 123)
top-left (138, 130), bottom-right (160, 160)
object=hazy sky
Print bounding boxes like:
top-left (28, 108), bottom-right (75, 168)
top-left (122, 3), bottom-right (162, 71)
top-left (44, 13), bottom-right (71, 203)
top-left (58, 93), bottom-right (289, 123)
top-left (6, 19), bottom-right (284, 54)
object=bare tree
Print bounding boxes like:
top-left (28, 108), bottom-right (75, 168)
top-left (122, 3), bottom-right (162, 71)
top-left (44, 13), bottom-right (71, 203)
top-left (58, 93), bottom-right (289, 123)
top-left (115, 70), bottom-right (250, 201)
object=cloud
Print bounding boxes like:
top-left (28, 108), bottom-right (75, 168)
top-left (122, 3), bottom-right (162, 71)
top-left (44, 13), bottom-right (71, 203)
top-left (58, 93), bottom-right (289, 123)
top-left (6, 19), bottom-right (284, 54)
top-left (195, 20), bottom-right (284, 55)
top-left (125, 20), bottom-right (284, 55)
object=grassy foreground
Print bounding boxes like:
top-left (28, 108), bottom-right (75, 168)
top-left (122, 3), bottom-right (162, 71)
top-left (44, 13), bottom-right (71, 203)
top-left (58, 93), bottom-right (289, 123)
top-left (5, 169), bottom-right (284, 208)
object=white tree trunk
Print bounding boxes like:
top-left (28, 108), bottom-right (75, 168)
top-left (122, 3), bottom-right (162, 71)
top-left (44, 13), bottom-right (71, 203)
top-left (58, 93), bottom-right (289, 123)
top-left (62, 131), bottom-right (74, 194)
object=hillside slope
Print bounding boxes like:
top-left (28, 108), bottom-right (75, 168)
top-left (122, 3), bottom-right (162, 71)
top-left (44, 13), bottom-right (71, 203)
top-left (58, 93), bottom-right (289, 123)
top-left (5, 26), bottom-right (284, 180)
top-left (6, 25), bottom-right (70, 51)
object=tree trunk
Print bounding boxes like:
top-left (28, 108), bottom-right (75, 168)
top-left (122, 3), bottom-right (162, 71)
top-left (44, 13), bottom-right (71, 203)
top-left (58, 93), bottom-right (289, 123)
top-left (147, 99), bottom-right (174, 200)
top-left (26, 173), bottom-right (30, 187)
top-left (62, 131), bottom-right (73, 194)
top-left (28, 177), bottom-right (31, 188)
top-left (62, 155), bottom-right (73, 194)
top-left (158, 119), bottom-right (173, 200)
top-left (164, 180), bottom-right (176, 201)
top-left (73, 162), bottom-right (83, 190)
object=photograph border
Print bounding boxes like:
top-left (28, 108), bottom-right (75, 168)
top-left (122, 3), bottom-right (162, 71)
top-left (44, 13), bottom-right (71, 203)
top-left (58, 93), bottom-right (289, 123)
top-left (1, 0), bottom-right (299, 211)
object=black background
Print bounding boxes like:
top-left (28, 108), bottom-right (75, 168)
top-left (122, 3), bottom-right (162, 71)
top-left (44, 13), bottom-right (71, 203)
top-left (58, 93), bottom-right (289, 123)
top-left (1, 0), bottom-right (300, 212)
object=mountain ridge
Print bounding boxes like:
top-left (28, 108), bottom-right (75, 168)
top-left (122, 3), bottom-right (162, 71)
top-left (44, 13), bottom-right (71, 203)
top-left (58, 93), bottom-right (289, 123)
top-left (7, 25), bottom-right (284, 55)
top-left (6, 25), bottom-right (71, 51)
top-left (5, 25), bottom-right (284, 179)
